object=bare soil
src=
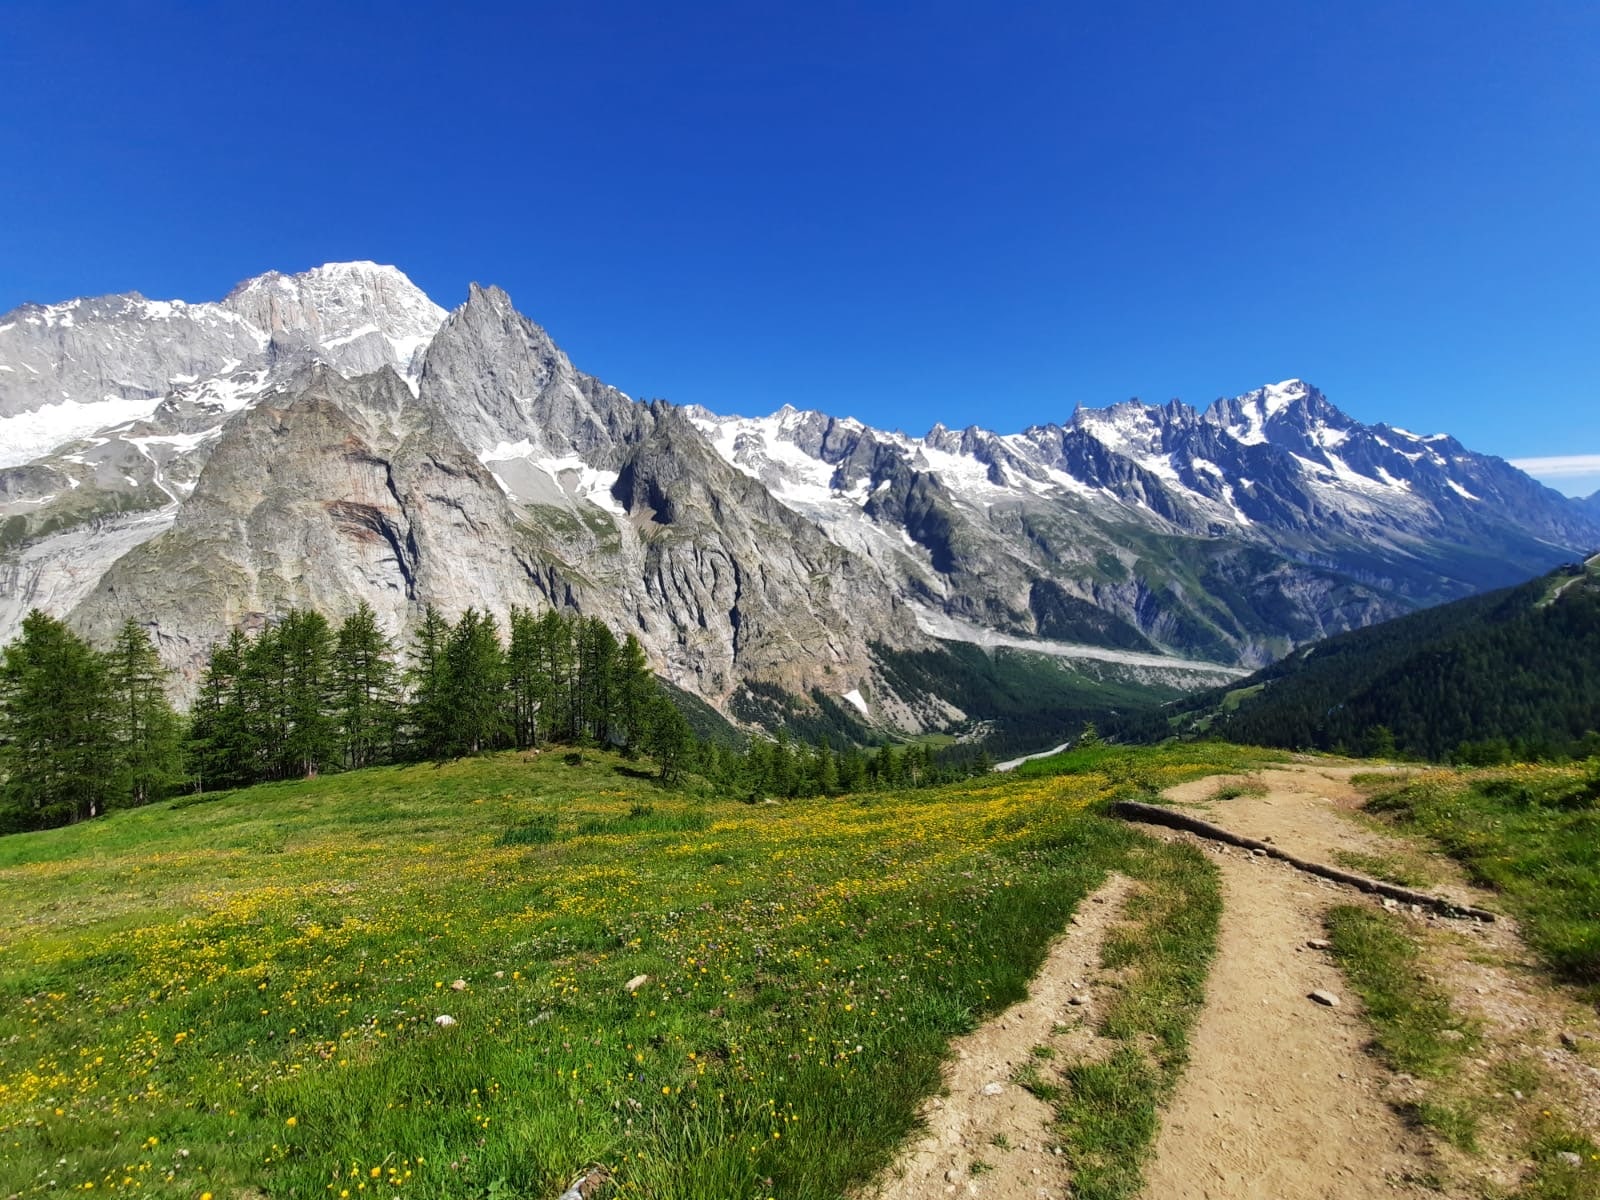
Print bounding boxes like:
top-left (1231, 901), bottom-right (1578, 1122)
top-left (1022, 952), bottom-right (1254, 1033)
top-left (1147, 762), bottom-right (1600, 1197)
top-left (1142, 766), bottom-right (1440, 1198)
top-left (866, 874), bottom-right (1135, 1200)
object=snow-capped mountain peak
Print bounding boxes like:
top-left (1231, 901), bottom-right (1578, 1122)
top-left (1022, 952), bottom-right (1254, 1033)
top-left (222, 261), bottom-right (446, 377)
top-left (0, 261), bottom-right (450, 469)
top-left (688, 378), bottom-right (1597, 564)
top-left (1204, 378), bottom-right (1321, 446)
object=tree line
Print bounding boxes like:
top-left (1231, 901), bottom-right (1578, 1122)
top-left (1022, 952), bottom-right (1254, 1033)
top-left (688, 730), bottom-right (983, 802)
top-left (0, 612), bottom-right (183, 829)
top-left (0, 602), bottom-right (988, 834)
top-left (0, 603), bottom-right (691, 832)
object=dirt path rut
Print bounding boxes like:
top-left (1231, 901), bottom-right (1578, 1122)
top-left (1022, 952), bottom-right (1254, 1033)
top-left (1143, 763), bottom-right (1600, 1198)
top-left (1140, 823), bottom-right (1435, 1197)
top-left (867, 873), bottom-right (1135, 1200)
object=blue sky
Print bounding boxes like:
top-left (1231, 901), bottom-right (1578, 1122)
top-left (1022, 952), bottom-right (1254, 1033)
top-left (3, 2), bottom-right (1598, 494)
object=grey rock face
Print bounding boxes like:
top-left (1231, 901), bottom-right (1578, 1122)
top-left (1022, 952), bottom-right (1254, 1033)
top-left (0, 265), bottom-right (448, 652)
top-left (0, 292), bottom-right (266, 425)
top-left (71, 365), bottom-right (548, 677)
top-left (220, 262), bottom-right (445, 377)
top-left (417, 284), bottom-right (642, 461)
top-left (69, 348), bottom-right (919, 710)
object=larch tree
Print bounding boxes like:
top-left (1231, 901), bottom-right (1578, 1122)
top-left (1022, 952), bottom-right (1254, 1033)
top-left (0, 610), bottom-right (117, 827)
top-left (406, 605), bottom-right (453, 760)
top-left (505, 606), bottom-right (546, 748)
top-left (280, 608), bottom-right (337, 778)
top-left (613, 633), bottom-right (655, 753)
top-left (445, 608), bottom-right (507, 755)
top-left (645, 692), bottom-right (692, 782)
top-left (333, 602), bottom-right (399, 769)
top-left (188, 628), bottom-right (257, 790)
top-left (106, 619), bottom-right (183, 807)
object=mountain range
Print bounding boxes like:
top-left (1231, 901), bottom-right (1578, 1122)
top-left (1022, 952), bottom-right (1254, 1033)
top-left (2, 262), bottom-right (1595, 733)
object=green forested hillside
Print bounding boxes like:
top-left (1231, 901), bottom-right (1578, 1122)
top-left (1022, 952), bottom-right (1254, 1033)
top-left (1136, 556), bottom-right (1600, 760)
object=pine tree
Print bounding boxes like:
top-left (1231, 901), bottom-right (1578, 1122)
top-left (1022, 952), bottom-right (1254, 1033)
top-left (771, 730), bottom-right (797, 797)
top-left (742, 738), bottom-right (771, 798)
top-left (535, 608), bottom-right (576, 741)
top-left (874, 743), bottom-right (901, 786)
top-left (505, 606), bottom-right (546, 748)
top-left (333, 602), bottom-right (399, 769)
top-left (105, 620), bottom-right (182, 807)
top-left (244, 623), bottom-right (292, 779)
top-left (838, 746), bottom-right (868, 792)
top-left (577, 618), bottom-right (619, 743)
top-left (0, 610), bottom-right (117, 827)
top-left (613, 634), bottom-right (654, 754)
top-left (816, 744), bottom-right (840, 795)
top-left (645, 693), bottom-right (692, 782)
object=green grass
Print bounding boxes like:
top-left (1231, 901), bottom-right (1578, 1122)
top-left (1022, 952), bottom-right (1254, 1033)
top-left (1219, 683), bottom-right (1265, 713)
top-left (1324, 905), bottom-right (1474, 1079)
top-left (1324, 905), bottom-right (1483, 1152)
top-left (0, 747), bottom-right (1236, 1200)
top-left (1331, 848), bottom-right (1438, 890)
top-left (1210, 778), bottom-right (1268, 802)
top-left (1334, 767), bottom-right (1600, 1195)
top-left (1521, 1117), bottom-right (1600, 1200)
top-left (1053, 838), bottom-right (1221, 1200)
top-left (1360, 763), bottom-right (1600, 986)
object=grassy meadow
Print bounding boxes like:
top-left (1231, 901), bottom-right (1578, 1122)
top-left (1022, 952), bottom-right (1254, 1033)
top-left (0, 744), bottom-right (1249, 1200)
top-left (1356, 762), bottom-right (1600, 987)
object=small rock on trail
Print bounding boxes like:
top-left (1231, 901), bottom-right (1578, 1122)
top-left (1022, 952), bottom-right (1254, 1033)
top-left (1310, 990), bottom-right (1341, 1007)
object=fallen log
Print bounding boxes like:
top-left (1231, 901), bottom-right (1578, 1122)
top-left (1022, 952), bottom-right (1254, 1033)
top-left (1111, 799), bottom-right (1497, 922)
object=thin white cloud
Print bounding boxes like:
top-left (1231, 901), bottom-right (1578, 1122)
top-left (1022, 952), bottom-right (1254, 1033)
top-left (1509, 454), bottom-right (1600, 478)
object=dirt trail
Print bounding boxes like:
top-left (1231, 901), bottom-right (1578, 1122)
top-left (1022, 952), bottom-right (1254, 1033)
top-left (866, 873), bottom-right (1135, 1200)
top-left (1159, 765), bottom-right (1479, 910)
top-left (1140, 766), bottom-right (1438, 1198)
top-left (868, 762), bottom-right (1600, 1199)
top-left (1143, 763), bottom-right (1600, 1198)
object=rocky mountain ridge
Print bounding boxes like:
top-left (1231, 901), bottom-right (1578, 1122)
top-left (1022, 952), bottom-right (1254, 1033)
top-left (689, 380), bottom-right (1597, 669)
top-left (2, 262), bottom-right (1595, 731)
